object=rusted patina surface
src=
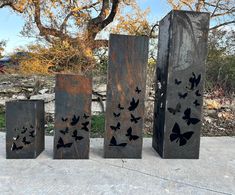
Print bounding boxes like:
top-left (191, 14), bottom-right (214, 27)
top-left (54, 74), bottom-right (92, 159)
top-left (6, 100), bottom-right (45, 159)
top-left (153, 10), bottom-right (210, 159)
top-left (104, 34), bottom-right (149, 158)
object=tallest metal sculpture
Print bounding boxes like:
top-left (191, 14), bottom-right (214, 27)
top-left (152, 10), bottom-right (210, 159)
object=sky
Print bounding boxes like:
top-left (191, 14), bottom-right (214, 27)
top-left (0, 0), bottom-right (172, 55)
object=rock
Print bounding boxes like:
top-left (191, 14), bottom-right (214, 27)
top-left (205, 109), bottom-right (217, 118)
top-left (16, 95), bottom-right (26, 100)
top-left (204, 116), bottom-right (212, 123)
top-left (39, 88), bottom-right (49, 94)
top-left (30, 93), bottom-right (55, 102)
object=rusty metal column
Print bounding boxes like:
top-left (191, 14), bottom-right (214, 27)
top-left (53, 74), bottom-right (92, 159)
top-left (104, 34), bottom-right (149, 158)
top-left (152, 10), bottom-right (210, 159)
top-left (6, 100), bottom-right (45, 159)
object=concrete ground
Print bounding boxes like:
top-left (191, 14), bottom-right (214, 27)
top-left (0, 132), bottom-right (234, 195)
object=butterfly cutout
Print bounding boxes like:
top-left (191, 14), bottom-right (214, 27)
top-left (175, 79), bottom-right (182, 85)
top-left (178, 92), bottom-right (188, 99)
top-left (167, 103), bottom-right (181, 115)
top-left (11, 143), bottom-right (23, 151)
top-left (22, 137), bottom-right (31, 145)
top-left (170, 123), bottom-right (194, 146)
top-left (13, 135), bottom-right (20, 141)
top-left (110, 122), bottom-right (120, 131)
top-left (70, 115), bottom-right (80, 126)
top-left (193, 100), bottom-right (200, 107)
top-left (109, 136), bottom-right (127, 147)
top-left (130, 114), bottom-right (141, 124)
top-left (62, 117), bottom-right (68, 122)
top-left (135, 86), bottom-right (141, 94)
top-left (83, 113), bottom-right (89, 119)
top-left (195, 90), bottom-right (201, 96)
top-left (21, 126), bottom-right (27, 134)
top-left (182, 108), bottom-right (200, 125)
top-left (128, 98), bottom-right (139, 111)
top-left (113, 112), bottom-right (120, 118)
top-left (81, 121), bottom-right (89, 132)
top-left (29, 130), bottom-right (35, 138)
top-left (60, 127), bottom-right (69, 135)
top-left (118, 103), bottom-right (124, 110)
top-left (72, 130), bottom-right (84, 141)
top-left (57, 137), bottom-right (73, 149)
top-left (188, 72), bottom-right (201, 90)
top-left (126, 127), bottom-right (139, 141)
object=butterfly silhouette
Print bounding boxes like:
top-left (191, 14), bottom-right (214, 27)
top-left (135, 86), bottom-right (141, 94)
top-left (130, 114), bottom-right (141, 124)
top-left (81, 121), bottom-right (89, 132)
top-left (83, 113), bottom-right (89, 119)
top-left (29, 130), bottom-right (35, 138)
top-left (195, 90), bottom-right (201, 96)
top-left (21, 126), bottom-right (27, 134)
top-left (22, 137), bottom-right (31, 145)
top-left (188, 72), bottom-right (201, 90)
top-left (128, 98), bottom-right (139, 111)
top-left (167, 103), bottom-right (181, 115)
top-left (60, 127), bottom-right (69, 135)
top-left (13, 135), bottom-right (20, 141)
top-left (110, 122), bottom-right (120, 131)
top-left (193, 100), bottom-right (200, 107)
top-left (125, 127), bottom-right (139, 141)
top-left (113, 112), bottom-right (120, 118)
top-left (109, 136), bottom-right (127, 147)
top-left (70, 115), bottom-right (80, 126)
top-left (62, 117), bottom-right (68, 122)
top-left (178, 92), bottom-right (188, 99)
top-left (182, 108), bottom-right (200, 125)
top-left (11, 143), bottom-right (23, 151)
top-left (170, 123), bottom-right (194, 146)
top-left (118, 103), bottom-right (124, 110)
top-left (175, 79), bottom-right (182, 85)
top-left (72, 130), bottom-right (84, 141)
top-left (57, 137), bottom-right (73, 149)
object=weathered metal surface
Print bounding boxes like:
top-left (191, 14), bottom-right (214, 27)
top-left (6, 100), bottom-right (45, 159)
top-left (152, 10), bottom-right (210, 159)
top-left (104, 34), bottom-right (149, 158)
top-left (53, 74), bottom-right (92, 159)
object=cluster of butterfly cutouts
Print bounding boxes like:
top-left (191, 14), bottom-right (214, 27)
top-left (11, 125), bottom-right (35, 151)
top-left (109, 86), bottom-right (142, 147)
top-left (168, 72), bottom-right (201, 146)
top-left (56, 113), bottom-right (90, 149)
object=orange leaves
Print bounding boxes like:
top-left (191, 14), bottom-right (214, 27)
top-left (111, 5), bottom-right (151, 36)
top-left (19, 58), bottom-right (53, 75)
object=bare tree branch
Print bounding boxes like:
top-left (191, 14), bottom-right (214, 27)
top-left (210, 20), bottom-right (235, 30)
top-left (0, 1), bottom-right (24, 13)
top-left (32, 0), bottom-right (72, 42)
top-left (150, 23), bottom-right (159, 38)
top-left (60, 1), bottom-right (100, 33)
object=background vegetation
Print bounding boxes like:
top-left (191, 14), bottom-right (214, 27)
top-left (0, 0), bottom-right (234, 94)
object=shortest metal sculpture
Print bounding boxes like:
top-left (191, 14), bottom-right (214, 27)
top-left (53, 74), bottom-right (92, 159)
top-left (6, 100), bottom-right (45, 159)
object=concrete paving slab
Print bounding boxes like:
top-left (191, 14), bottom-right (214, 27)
top-left (0, 132), bottom-right (234, 195)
